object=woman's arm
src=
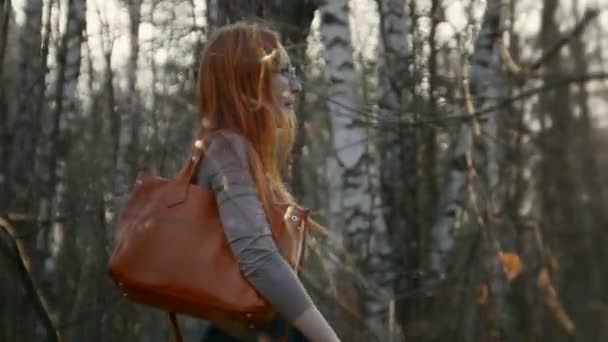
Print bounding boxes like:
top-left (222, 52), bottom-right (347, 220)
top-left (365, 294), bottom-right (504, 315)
top-left (197, 131), bottom-right (339, 342)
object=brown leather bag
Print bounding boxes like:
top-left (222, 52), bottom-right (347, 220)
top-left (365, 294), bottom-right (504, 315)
top-left (107, 132), bottom-right (309, 341)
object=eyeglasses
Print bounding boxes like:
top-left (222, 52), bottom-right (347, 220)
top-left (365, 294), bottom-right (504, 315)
top-left (278, 65), bottom-right (298, 81)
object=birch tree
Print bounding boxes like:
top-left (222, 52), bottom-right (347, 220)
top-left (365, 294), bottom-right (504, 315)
top-left (113, 0), bottom-right (142, 224)
top-left (468, 0), bottom-right (517, 339)
top-left (2, 0), bottom-right (50, 339)
top-left (37, 2), bottom-right (87, 334)
top-left (206, 0), bottom-right (262, 28)
top-left (94, 6), bottom-right (119, 247)
top-left (319, 0), bottom-right (392, 337)
top-left (535, 1), bottom-right (596, 340)
top-left (569, 6), bottom-right (605, 307)
top-left (6, 0), bottom-right (44, 214)
top-left (427, 125), bottom-right (471, 284)
top-left (43, 0), bottom-right (86, 272)
top-left (427, 0), bottom-right (515, 339)
top-left (373, 0), bottom-right (414, 336)
top-left (0, 1), bottom-right (11, 205)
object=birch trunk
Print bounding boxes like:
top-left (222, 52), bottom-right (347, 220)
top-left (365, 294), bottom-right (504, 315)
top-left (3, 1), bottom-right (50, 338)
top-left (0, 1), bottom-right (10, 200)
top-left (99, 24), bottom-right (118, 245)
top-left (536, 1), bottom-right (590, 340)
top-left (374, 0), bottom-right (412, 337)
top-left (0, 0), bottom-right (9, 72)
top-left (428, 123), bottom-right (470, 281)
top-left (469, 0), bottom-right (514, 339)
top-left (113, 0), bottom-right (142, 221)
top-left (6, 0), bottom-right (44, 214)
top-left (319, 0), bottom-right (391, 337)
top-left (127, 0), bottom-right (142, 165)
top-left (206, 0), bottom-right (261, 28)
top-left (40, 0), bottom-right (86, 271)
top-left (569, 6), bottom-right (605, 308)
top-left (535, 2), bottom-right (569, 338)
top-left (427, 51), bottom-right (474, 342)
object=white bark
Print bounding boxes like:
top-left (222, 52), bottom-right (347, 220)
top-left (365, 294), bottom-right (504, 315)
top-left (470, 0), bottom-right (514, 338)
top-left (428, 0), bottom-right (509, 286)
top-left (45, 0), bottom-right (86, 272)
top-left (428, 123), bottom-right (471, 281)
top-left (319, 0), bottom-right (392, 337)
top-left (471, 0), bottom-right (507, 204)
top-left (114, 0), bottom-right (142, 219)
top-left (376, 0), bottom-right (410, 110)
top-left (372, 1), bottom-right (411, 339)
top-left (7, 0), bottom-right (44, 213)
top-left (319, 0), bottom-right (358, 239)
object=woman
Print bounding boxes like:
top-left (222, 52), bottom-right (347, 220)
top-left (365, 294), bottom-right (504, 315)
top-left (194, 22), bottom-right (340, 342)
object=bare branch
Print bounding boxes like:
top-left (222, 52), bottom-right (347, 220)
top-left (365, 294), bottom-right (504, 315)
top-left (0, 217), bottom-right (62, 342)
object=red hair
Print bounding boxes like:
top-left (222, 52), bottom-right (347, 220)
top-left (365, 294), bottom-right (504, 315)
top-left (196, 22), bottom-right (297, 212)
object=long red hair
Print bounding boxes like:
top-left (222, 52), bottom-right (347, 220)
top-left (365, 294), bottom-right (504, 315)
top-left (196, 22), bottom-right (296, 212)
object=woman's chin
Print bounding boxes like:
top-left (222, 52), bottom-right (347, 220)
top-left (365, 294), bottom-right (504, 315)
top-left (280, 105), bottom-right (295, 114)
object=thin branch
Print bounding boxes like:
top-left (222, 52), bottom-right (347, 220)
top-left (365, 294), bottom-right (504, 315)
top-left (302, 71), bottom-right (608, 133)
top-left (530, 8), bottom-right (601, 71)
top-left (0, 217), bottom-right (62, 342)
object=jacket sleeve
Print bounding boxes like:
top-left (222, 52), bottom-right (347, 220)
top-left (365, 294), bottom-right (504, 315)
top-left (196, 131), bottom-right (314, 322)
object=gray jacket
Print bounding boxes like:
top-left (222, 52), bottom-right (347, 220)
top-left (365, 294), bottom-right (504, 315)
top-left (196, 130), bottom-right (314, 322)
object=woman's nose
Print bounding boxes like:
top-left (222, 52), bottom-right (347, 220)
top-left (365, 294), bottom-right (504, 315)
top-left (290, 78), bottom-right (302, 94)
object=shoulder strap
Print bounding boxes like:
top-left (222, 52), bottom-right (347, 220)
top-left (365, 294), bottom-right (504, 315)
top-left (168, 312), bottom-right (183, 342)
top-left (293, 208), bottom-right (310, 274)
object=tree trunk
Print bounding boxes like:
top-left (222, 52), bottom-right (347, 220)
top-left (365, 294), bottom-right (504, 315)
top-left (6, 0), bottom-right (44, 214)
top-left (562, 4), bottom-right (605, 341)
top-left (469, 0), bottom-right (515, 340)
top-left (319, 1), bottom-right (392, 338)
top-left (43, 0), bottom-right (86, 256)
top-left (0, 0), bottom-right (11, 212)
top-left (100, 27), bottom-right (118, 246)
top-left (113, 0), bottom-right (142, 221)
top-left (374, 0), bottom-right (412, 337)
top-left (206, 0), bottom-right (264, 28)
top-left (428, 122), bottom-right (471, 281)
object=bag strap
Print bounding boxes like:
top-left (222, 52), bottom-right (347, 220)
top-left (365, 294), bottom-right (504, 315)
top-left (174, 133), bottom-right (209, 184)
top-left (167, 130), bottom-right (227, 207)
top-left (175, 129), bottom-right (248, 185)
top-left (293, 209), bottom-right (310, 274)
top-left (168, 312), bottom-right (183, 342)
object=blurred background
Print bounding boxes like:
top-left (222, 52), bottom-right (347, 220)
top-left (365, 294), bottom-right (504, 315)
top-left (1, 0), bottom-right (608, 341)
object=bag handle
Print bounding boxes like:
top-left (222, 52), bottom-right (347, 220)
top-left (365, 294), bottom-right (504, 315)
top-left (291, 207), bottom-right (310, 274)
top-left (174, 129), bottom-right (244, 186)
top-left (168, 312), bottom-right (183, 342)
top-left (164, 128), bottom-right (214, 208)
top-left (175, 136), bottom-right (208, 184)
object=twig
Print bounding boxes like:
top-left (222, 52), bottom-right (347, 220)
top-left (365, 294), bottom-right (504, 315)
top-left (0, 216), bottom-right (62, 342)
top-left (530, 9), bottom-right (600, 71)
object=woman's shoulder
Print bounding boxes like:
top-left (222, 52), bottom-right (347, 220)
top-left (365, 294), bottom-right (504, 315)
top-left (204, 129), bottom-right (252, 164)
top-left (197, 130), bottom-right (252, 187)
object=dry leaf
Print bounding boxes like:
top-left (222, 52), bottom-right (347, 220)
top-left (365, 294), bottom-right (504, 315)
top-left (499, 251), bottom-right (523, 282)
top-left (475, 283), bottom-right (488, 304)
